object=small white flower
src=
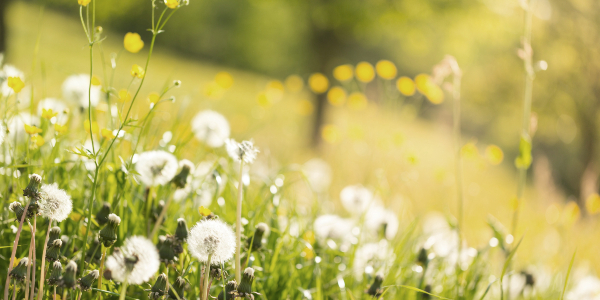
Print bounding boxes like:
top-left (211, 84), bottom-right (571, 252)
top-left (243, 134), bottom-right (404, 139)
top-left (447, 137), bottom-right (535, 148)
top-left (302, 158), bottom-right (332, 193)
top-left (226, 139), bottom-right (259, 164)
top-left (313, 214), bottom-right (354, 241)
top-left (352, 240), bottom-right (393, 280)
top-left (364, 205), bottom-right (399, 240)
top-left (105, 236), bottom-right (160, 285)
top-left (340, 185), bottom-right (374, 215)
top-left (37, 98), bottom-right (69, 125)
top-left (39, 183), bottom-right (73, 222)
top-left (135, 150), bottom-right (178, 187)
top-left (567, 276), bottom-right (600, 300)
top-left (188, 219), bottom-right (236, 264)
top-left (62, 74), bottom-right (101, 108)
top-left (191, 110), bottom-right (230, 147)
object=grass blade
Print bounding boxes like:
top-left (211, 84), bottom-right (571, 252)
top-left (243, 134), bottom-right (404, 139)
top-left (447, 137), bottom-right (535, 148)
top-left (561, 248), bottom-right (577, 300)
top-left (91, 288), bottom-right (139, 300)
top-left (378, 285), bottom-right (453, 300)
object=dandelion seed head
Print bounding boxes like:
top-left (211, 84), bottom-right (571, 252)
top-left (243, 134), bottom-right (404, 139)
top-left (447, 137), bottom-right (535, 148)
top-left (135, 150), bottom-right (178, 187)
top-left (340, 185), bottom-right (374, 215)
top-left (225, 139), bottom-right (259, 164)
top-left (191, 110), bottom-right (230, 148)
top-left (365, 205), bottom-right (399, 240)
top-left (314, 214), bottom-right (354, 241)
top-left (105, 236), bottom-right (160, 285)
top-left (62, 74), bottom-right (101, 108)
top-left (188, 219), bottom-right (235, 264)
top-left (108, 213), bottom-right (121, 225)
top-left (39, 183), bottom-right (73, 222)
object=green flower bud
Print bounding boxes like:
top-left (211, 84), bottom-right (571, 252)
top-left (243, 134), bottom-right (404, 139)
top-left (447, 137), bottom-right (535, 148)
top-left (168, 276), bottom-right (187, 299)
top-left (46, 239), bottom-right (63, 262)
top-left (149, 273), bottom-right (168, 299)
top-left (158, 235), bottom-right (176, 264)
top-left (47, 226), bottom-right (61, 248)
top-left (171, 161), bottom-right (193, 189)
top-left (417, 248), bottom-right (428, 267)
top-left (9, 202), bottom-right (27, 222)
top-left (99, 213), bottom-right (121, 247)
top-left (47, 261), bottom-right (63, 286)
top-left (247, 223), bottom-right (269, 251)
top-left (95, 202), bottom-right (111, 226)
top-left (366, 273), bottom-right (384, 297)
top-left (423, 284), bottom-right (432, 300)
top-left (63, 261), bottom-right (78, 288)
top-left (78, 270), bottom-right (99, 291)
top-left (9, 257), bottom-right (29, 281)
top-left (23, 173), bottom-right (42, 200)
top-left (217, 280), bottom-right (237, 300)
top-left (175, 218), bottom-right (188, 242)
top-left (237, 267), bottom-right (255, 295)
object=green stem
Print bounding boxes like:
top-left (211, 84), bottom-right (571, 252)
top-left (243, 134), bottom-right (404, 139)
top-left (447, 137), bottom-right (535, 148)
top-left (4, 204), bottom-right (30, 300)
top-left (97, 245), bottom-right (107, 300)
top-left (29, 216), bottom-right (36, 300)
top-left (235, 161), bottom-right (244, 283)
top-left (36, 220), bottom-right (53, 300)
top-left (118, 282), bottom-right (129, 300)
top-left (202, 255), bottom-right (212, 300)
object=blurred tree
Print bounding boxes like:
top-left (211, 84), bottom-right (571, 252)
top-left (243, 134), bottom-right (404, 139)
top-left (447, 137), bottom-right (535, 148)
top-left (0, 0), bottom-right (9, 54)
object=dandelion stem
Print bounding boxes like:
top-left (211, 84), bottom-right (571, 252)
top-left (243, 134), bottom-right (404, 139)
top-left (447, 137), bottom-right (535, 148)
top-left (29, 216), bottom-right (36, 300)
top-left (10, 279), bottom-right (16, 300)
top-left (24, 224), bottom-right (34, 300)
top-left (118, 282), bottom-right (128, 300)
top-left (97, 245), bottom-right (107, 300)
top-left (202, 255), bottom-right (213, 300)
top-left (53, 286), bottom-right (56, 300)
top-left (451, 59), bottom-right (464, 292)
top-left (150, 192), bottom-right (174, 240)
top-left (36, 220), bottom-right (53, 300)
top-left (235, 161), bottom-right (244, 283)
top-left (3, 203), bottom-right (30, 300)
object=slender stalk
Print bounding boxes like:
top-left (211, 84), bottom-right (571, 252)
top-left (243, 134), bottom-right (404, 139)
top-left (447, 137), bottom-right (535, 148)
top-left (235, 161), bottom-right (244, 283)
top-left (119, 282), bottom-right (129, 300)
top-left (36, 220), bottom-right (53, 300)
top-left (29, 217), bottom-right (37, 300)
top-left (53, 287), bottom-right (56, 300)
top-left (151, 192), bottom-right (174, 239)
top-left (451, 59), bottom-right (463, 293)
top-left (24, 229), bottom-right (34, 300)
top-left (97, 245), bottom-right (107, 300)
top-left (10, 279), bottom-right (16, 300)
top-left (4, 204), bottom-right (30, 300)
top-left (202, 255), bottom-right (213, 300)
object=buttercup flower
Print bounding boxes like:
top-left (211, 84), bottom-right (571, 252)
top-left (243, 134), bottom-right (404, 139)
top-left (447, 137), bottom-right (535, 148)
top-left (38, 183), bottom-right (73, 222)
top-left (131, 64), bottom-right (145, 79)
top-left (0, 64), bottom-right (24, 95)
top-left (188, 219), bottom-right (236, 264)
top-left (62, 74), bottom-right (101, 108)
top-left (7, 77), bottom-right (25, 93)
top-left (38, 98), bottom-right (68, 125)
top-left (135, 150), bottom-right (178, 186)
top-left (105, 236), bottom-right (160, 284)
top-left (226, 139), bottom-right (259, 164)
top-left (78, 0), bottom-right (91, 6)
top-left (124, 32), bottom-right (144, 53)
top-left (191, 110), bottom-right (230, 148)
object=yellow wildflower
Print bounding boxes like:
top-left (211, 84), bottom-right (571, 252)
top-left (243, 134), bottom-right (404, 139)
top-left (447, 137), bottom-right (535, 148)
top-left (308, 73), bottom-right (329, 94)
top-left (84, 120), bottom-right (99, 134)
top-left (118, 89), bottom-right (132, 103)
top-left (355, 62), bottom-right (375, 83)
top-left (376, 60), bottom-right (397, 80)
top-left (586, 193), bottom-right (600, 215)
top-left (31, 135), bottom-right (45, 147)
top-left (41, 108), bottom-right (58, 120)
top-left (215, 72), bottom-right (234, 89)
top-left (54, 124), bottom-right (68, 134)
top-left (347, 92), bottom-right (368, 110)
top-left (327, 86), bottom-right (347, 106)
top-left (101, 128), bottom-right (115, 139)
top-left (91, 75), bottom-right (102, 86)
top-left (7, 77), bottom-right (25, 93)
top-left (78, 0), bottom-right (91, 6)
top-left (123, 33), bottom-right (144, 53)
top-left (333, 64), bottom-right (353, 82)
top-left (148, 92), bottom-right (160, 104)
top-left (285, 75), bottom-right (304, 93)
top-left (131, 64), bottom-right (145, 79)
top-left (165, 0), bottom-right (180, 9)
top-left (198, 206), bottom-right (212, 217)
top-left (396, 76), bottom-right (416, 96)
top-left (24, 124), bottom-right (42, 135)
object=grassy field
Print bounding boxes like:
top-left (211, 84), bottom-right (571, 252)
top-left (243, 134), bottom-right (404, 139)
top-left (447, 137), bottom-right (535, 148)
top-left (2, 1), bottom-right (600, 299)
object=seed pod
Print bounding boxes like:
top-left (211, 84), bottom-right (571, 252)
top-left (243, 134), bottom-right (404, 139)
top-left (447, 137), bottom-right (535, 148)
top-left (63, 261), bottom-right (78, 288)
top-left (366, 273), bottom-right (384, 297)
top-left (168, 276), bottom-right (187, 299)
top-left (148, 273), bottom-right (168, 299)
top-left (95, 202), bottom-right (111, 226)
top-left (247, 223), bottom-right (269, 251)
top-left (99, 213), bottom-right (121, 247)
top-left (9, 202), bottom-right (26, 222)
top-left (175, 218), bottom-right (188, 242)
top-left (9, 257), bottom-right (29, 281)
top-left (47, 261), bottom-right (63, 286)
top-left (217, 280), bottom-right (238, 300)
top-left (78, 270), bottom-right (99, 291)
top-left (46, 239), bottom-right (63, 262)
top-left (47, 226), bottom-right (61, 247)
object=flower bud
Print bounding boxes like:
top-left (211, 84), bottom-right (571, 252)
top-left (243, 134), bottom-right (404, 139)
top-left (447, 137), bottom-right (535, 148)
top-left (9, 257), bottom-right (29, 281)
top-left (366, 272), bottom-right (384, 297)
top-left (63, 260), bottom-right (78, 288)
top-left (99, 213), bottom-right (121, 247)
top-left (78, 270), bottom-right (99, 291)
top-left (47, 261), bottom-right (63, 286)
top-left (47, 226), bottom-right (61, 247)
top-left (247, 223), bottom-right (269, 251)
top-left (23, 173), bottom-right (42, 199)
top-left (417, 248), bottom-right (428, 267)
top-left (210, 264), bottom-right (226, 280)
top-left (9, 202), bottom-right (26, 222)
top-left (149, 273), bottom-right (168, 299)
top-left (423, 285), bottom-right (432, 300)
top-left (171, 161), bottom-right (193, 189)
top-left (217, 280), bottom-right (237, 300)
top-left (46, 239), bottom-right (63, 262)
top-left (237, 267), bottom-right (255, 295)
top-left (96, 202), bottom-right (111, 226)
top-left (173, 80), bottom-right (182, 87)
top-left (168, 276), bottom-right (187, 299)
top-left (175, 218), bottom-right (188, 242)
top-left (158, 235), bottom-right (176, 263)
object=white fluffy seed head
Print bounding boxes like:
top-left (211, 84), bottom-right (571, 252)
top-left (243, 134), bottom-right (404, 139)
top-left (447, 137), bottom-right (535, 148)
top-left (191, 110), bottom-right (230, 148)
top-left (225, 139), bottom-right (259, 164)
top-left (188, 219), bottom-right (236, 264)
top-left (39, 183), bottom-right (73, 222)
top-left (135, 150), bottom-right (178, 187)
top-left (244, 267), bottom-right (254, 277)
top-left (340, 185), bottom-right (374, 215)
top-left (108, 213), bottom-right (121, 225)
top-left (62, 74), bottom-right (101, 108)
top-left (105, 236), bottom-right (160, 285)
top-left (89, 270), bottom-right (100, 279)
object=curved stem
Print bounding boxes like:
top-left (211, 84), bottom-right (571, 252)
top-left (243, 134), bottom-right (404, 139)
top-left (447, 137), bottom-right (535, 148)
top-left (3, 204), bottom-right (30, 300)
top-left (36, 220), bottom-right (53, 300)
top-left (235, 161), bottom-right (244, 283)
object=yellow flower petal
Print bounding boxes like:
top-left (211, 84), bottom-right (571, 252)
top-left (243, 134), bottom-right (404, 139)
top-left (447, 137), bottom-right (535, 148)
top-left (327, 86), bottom-right (347, 106)
top-left (31, 135), bottom-right (45, 147)
top-left (78, 0), bottom-right (91, 6)
top-left (308, 73), bottom-right (329, 94)
top-left (396, 76), bottom-right (416, 96)
top-left (91, 75), bottom-right (102, 86)
top-left (54, 124), bottom-right (68, 134)
top-left (148, 92), bottom-right (160, 104)
top-left (41, 108), bottom-right (58, 120)
top-left (118, 89), bottom-right (132, 103)
top-left (321, 124), bottom-right (340, 144)
top-left (124, 32), bottom-right (144, 53)
top-left (24, 124), bottom-right (42, 135)
top-left (485, 145), bottom-right (504, 165)
top-left (165, 0), bottom-right (180, 9)
top-left (198, 206), bottom-right (212, 217)
top-left (376, 60), bottom-right (397, 80)
top-left (84, 120), bottom-right (99, 134)
top-left (296, 99), bottom-right (314, 116)
top-left (101, 128), bottom-right (115, 139)
top-left (7, 77), bottom-right (25, 93)
top-left (130, 64), bottom-right (145, 79)
top-left (347, 92), bottom-right (368, 111)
